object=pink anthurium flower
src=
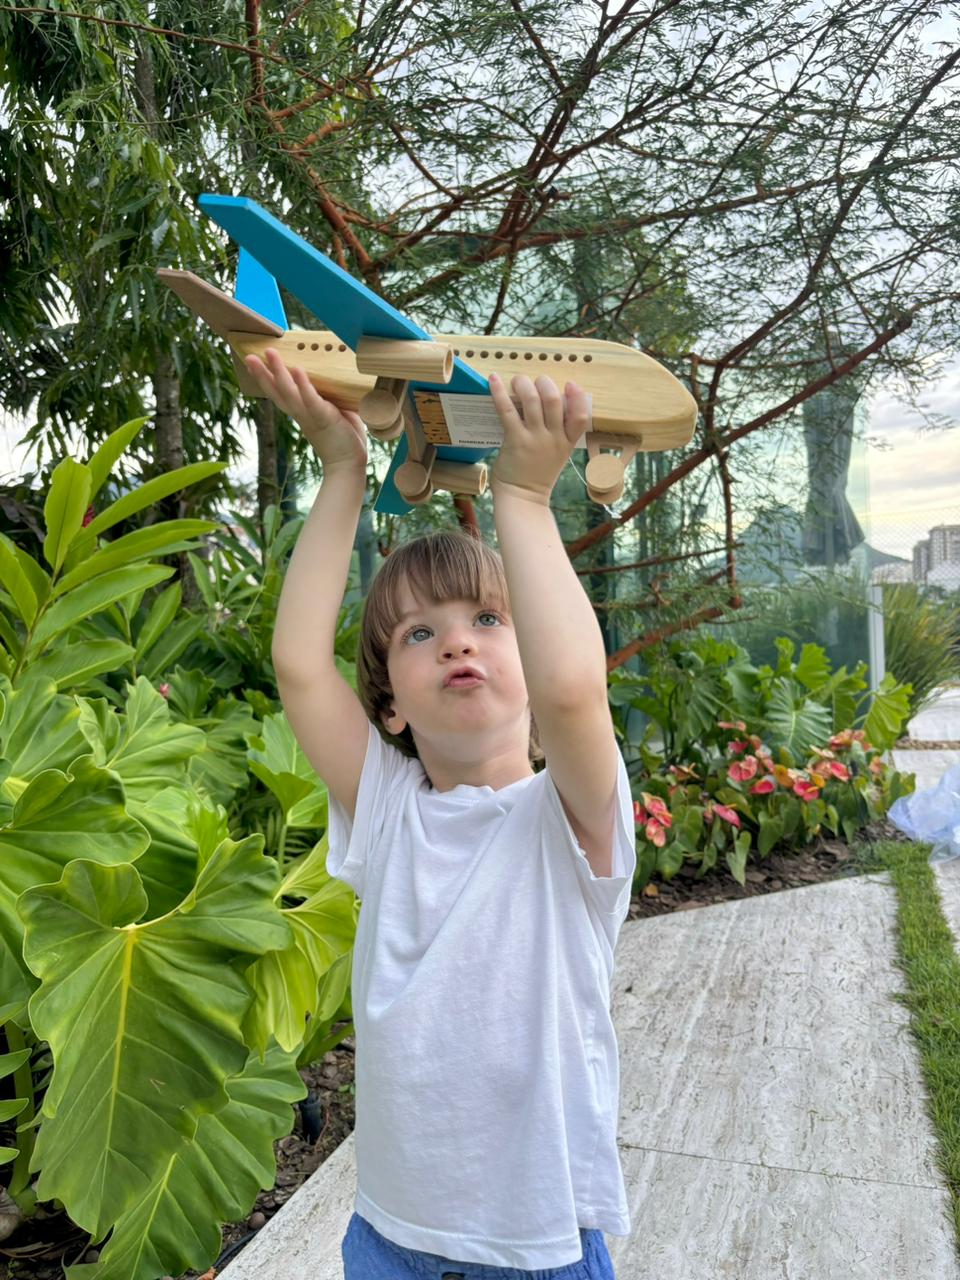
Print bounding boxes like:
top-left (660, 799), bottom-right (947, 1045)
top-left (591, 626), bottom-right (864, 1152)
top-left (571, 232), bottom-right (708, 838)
top-left (642, 791), bottom-right (669, 817)
top-left (728, 755), bottom-right (759, 783)
top-left (750, 777), bottom-right (776, 795)
top-left (713, 804), bottom-right (741, 828)
top-left (793, 779), bottom-right (821, 801)
top-left (645, 819), bottom-right (667, 847)
top-left (718, 719), bottom-right (747, 731)
top-left (728, 740), bottom-right (749, 755)
top-left (633, 801), bottom-right (647, 825)
top-left (825, 760), bottom-right (850, 781)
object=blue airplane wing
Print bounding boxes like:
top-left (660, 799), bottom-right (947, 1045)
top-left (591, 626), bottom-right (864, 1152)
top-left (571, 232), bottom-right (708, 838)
top-left (198, 194), bottom-right (493, 516)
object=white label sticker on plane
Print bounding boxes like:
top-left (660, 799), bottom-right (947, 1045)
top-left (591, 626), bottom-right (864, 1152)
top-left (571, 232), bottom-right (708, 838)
top-left (437, 392), bottom-right (591, 450)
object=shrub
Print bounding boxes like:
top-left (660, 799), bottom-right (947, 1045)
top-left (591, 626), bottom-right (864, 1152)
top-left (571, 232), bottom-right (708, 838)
top-left (882, 583), bottom-right (960, 718)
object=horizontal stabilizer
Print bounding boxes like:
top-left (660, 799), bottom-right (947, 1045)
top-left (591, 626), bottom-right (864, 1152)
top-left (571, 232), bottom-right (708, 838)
top-left (158, 269), bottom-right (284, 341)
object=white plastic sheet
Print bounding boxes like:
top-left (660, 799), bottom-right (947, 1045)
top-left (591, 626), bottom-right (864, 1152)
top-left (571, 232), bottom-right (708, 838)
top-left (888, 764), bottom-right (960, 863)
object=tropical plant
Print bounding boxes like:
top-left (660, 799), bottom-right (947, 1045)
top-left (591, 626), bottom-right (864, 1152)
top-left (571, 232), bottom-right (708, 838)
top-left (882, 582), bottom-right (960, 719)
top-left (611, 634), bottom-right (912, 767)
top-left (631, 723), bottom-right (913, 888)
top-left (0, 423), bottom-right (359, 1279)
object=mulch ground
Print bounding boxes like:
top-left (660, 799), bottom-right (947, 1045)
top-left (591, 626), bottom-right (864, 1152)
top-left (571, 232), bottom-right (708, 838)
top-left (1, 820), bottom-right (913, 1280)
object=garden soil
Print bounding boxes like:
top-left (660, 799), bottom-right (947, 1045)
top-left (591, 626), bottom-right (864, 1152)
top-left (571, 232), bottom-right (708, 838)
top-left (0, 822), bottom-right (910, 1280)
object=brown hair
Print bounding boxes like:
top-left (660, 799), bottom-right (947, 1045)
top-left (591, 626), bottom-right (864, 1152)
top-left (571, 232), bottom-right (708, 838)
top-left (355, 528), bottom-right (544, 764)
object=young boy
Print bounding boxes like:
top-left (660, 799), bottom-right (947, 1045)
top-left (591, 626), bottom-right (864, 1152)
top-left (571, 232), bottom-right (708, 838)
top-left (252, 348), bottom-right (635, 1280)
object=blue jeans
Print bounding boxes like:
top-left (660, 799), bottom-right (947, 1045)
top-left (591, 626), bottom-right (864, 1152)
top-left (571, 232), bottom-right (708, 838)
top-left (341, 1211), bottom-right (617, 1279)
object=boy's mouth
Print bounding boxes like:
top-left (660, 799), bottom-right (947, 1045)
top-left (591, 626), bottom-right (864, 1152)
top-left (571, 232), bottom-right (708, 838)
top-left (443, 667), bottom-right (485, 687)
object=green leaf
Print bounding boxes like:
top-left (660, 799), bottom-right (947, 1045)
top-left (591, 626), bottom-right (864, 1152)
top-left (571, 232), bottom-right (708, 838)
top-left (19, 843), bottom-right (291, 1237)
top-left (793, 643), bottom-right (830, 692)
top-left (139, 613), bottom-right (206, 681)
top-left (185, 550), bottom-right (217, 609)
top-left (0, 753), bottom-right (148, 1034)
top-left (0, 672), bottom-right (89, 786)
top-left (726, 829), bottom-right (751, 884)
top-left (0, 533), bottom-right (39, 626)
top-left (763, 678), bottom-right (833, 759)
top-left (28, 640), bottom-right (136, 691)
top-left (86, 418), bottom-right (149, 504)
top-left (247, 713), bottom-right (329, 828)
top-left (758, 812), bottom-right (783, 857)
top-left (52, 520), bottom-right (218, 596)
top-left (244, 868), bottom-right (356, 1054)
top-left (27, 564), bottom-right (174, 654)
top-left (84, 463), bottom-right (227, 539)
top-left (134, 583), bottom-right (181, 659)
top-left (43, 459), bottom-right (92, 574)
top-left (64, 1045), bottom-right (305, 1280)
top-left (861, 674), bottom-right (913, 751)
top-left (74, 677), bottom-right (205, 807)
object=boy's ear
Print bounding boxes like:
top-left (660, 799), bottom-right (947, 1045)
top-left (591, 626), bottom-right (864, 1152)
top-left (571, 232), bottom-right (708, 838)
top-left (380, 704), bottom-right (407, 734)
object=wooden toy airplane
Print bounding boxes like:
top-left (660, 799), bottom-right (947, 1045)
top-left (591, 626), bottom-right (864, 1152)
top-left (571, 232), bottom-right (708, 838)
top-left (159, 195), bottom-right (697, 515)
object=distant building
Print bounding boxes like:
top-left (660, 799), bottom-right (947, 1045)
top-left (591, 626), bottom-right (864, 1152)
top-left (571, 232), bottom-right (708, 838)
top-left (913, 539), bottom-right (931, 582)
top-left (929, 524), bottom-right (960, 569)
top-left (910, 523), bottom-right (960, 587)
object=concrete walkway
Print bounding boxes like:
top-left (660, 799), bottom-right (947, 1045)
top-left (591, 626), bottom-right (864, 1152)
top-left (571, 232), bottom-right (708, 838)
top-left (220, 689), bottom-right (960, 1279)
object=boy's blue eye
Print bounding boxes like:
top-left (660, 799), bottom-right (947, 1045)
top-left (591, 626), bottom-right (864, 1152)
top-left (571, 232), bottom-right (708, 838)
top-left (401, 611), bottom-right (502, 644)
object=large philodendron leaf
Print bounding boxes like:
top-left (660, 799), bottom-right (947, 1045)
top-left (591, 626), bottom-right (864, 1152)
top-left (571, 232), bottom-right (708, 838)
top-left (862, 673), bottom-right (913, 751)
top-left (0, 754), bottom-right (149, 1021)
top-left (243, 837), bottom-right (357, 1054)
top-left (75, 676), bottom-right (206, 806)
top-left (0, 672), bottom-right (90, 786)
top-left (246, 712), bottom-right (328, 829)
top-left (762, 678), bottom-right (833, 760)
top-left (64, 1044), bottom-right (306, 1280)
top-left (18, 843), bottom-right (291, 1238)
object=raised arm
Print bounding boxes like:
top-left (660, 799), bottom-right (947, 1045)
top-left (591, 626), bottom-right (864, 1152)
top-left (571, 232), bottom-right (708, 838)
top-left (489, 372), bottom-right (620, 878)
top-left (249, 349), bottom-right (373, 820)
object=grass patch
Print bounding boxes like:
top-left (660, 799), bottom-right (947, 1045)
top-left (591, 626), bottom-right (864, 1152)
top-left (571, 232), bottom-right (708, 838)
top-left (852, 838), bottom-right (960, 1250)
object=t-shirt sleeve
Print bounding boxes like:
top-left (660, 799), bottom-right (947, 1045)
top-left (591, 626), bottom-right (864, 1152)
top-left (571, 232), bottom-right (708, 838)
top-left (541, 750), bottom-right (637, 942)
top-left (325, 720), bottom-right (417, 900)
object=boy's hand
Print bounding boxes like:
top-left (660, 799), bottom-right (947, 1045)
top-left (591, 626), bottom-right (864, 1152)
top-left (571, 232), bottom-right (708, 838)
top-left (488, 373), bottom-right (591, 503)
top-left (244, 348), bottom-right (368, 473)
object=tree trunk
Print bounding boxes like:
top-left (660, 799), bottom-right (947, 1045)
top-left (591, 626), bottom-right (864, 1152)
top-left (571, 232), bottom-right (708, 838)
top-left (253, 398), bottom-right (281, 529)
top-left (153, 349), bottom-right (201, 605)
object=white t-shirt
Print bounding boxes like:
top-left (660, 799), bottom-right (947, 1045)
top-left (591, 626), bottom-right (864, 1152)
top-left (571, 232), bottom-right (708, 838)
top-left (326, 719), bottom-right (636, 1270)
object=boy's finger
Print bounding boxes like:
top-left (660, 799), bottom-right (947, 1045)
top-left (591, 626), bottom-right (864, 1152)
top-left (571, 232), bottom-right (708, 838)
top-left (509, 374), bottom-right (543, 428)
top-left (488, 372), bottom-right (522, 423)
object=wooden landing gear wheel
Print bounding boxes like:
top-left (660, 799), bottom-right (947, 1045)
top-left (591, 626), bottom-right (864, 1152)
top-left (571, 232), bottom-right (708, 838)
top-left (584, 435), bottom-right (640, 504)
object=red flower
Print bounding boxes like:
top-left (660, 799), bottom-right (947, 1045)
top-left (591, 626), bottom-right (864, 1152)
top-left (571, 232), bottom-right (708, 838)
top-left (82, 504), bottom-right (95, 527)
top-left (713, 804), bottom-right (741, 828)
top-left (824, 760), bottom-right (850, 781)
top-left (728, 756), bottom-right (759, 783)
top-left (158, 682), bottom-right (171, 699)
top-left (718, 719), bottom-right (747, 731)
top-left (793, 778), bottom-right (820, 801)
top-left (642, 790), bottom-right (668, 814)
top-left (728, 740), bottom-right (749, 755)
top-left (633, 801), bottom-right (647, 825)
top-left (645, 819), bottom-right (667, 847)
top-left (750, 777), bottom-right (776, 795)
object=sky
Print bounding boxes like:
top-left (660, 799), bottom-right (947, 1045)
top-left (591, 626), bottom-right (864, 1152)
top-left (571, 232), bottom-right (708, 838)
top-left (859, 355), bottom-right (959, 559)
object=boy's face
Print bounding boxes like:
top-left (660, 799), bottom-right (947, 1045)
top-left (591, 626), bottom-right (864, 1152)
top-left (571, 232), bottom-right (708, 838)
top-left (380, 582), bottom-right (532, 766)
